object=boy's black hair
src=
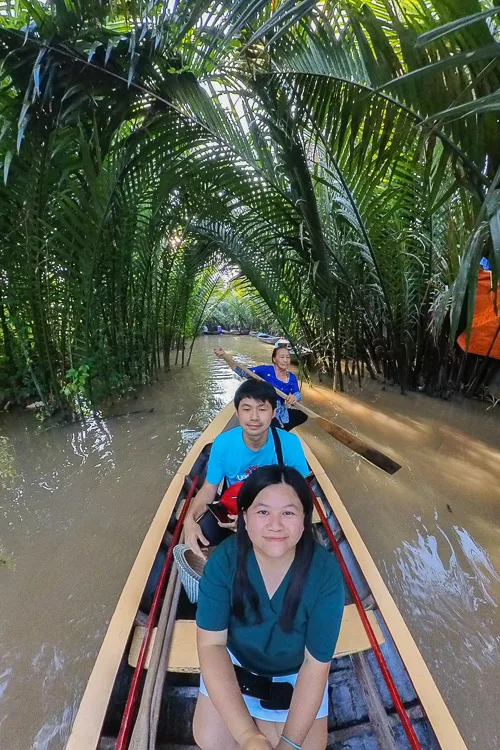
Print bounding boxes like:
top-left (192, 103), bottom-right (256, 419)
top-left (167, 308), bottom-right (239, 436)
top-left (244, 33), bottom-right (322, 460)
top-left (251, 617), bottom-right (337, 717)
top-left (234, 378), bottom-right (277, 411)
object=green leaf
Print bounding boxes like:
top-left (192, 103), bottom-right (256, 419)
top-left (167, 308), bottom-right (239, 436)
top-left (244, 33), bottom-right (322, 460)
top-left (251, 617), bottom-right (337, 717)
top-left (379, 44), bottom-right (500, 93)
top-left (416, 7), bottom-right (500, 48)
top-left (127, 52), bottom-right (139, 88)
top-left (486, 189), bottom-right (500, 296)
top-left (3, 150), bottom-right (14, 184)
top-left (423, 90), bottom-right (500, 124)
top-left (87, 40), bottom-right (102, 64)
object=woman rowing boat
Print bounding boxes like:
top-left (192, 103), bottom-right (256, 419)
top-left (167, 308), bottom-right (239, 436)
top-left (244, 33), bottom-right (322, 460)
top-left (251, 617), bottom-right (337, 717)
top-left (215, 346), bottom-right (308, 432)
top-left (193, 465), bottom-right (345, 750)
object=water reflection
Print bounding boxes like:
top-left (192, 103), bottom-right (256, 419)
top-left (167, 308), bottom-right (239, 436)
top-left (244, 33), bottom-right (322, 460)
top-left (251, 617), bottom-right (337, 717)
top-left (69, 414), bottom-right (114, 472)
top-left (0, 336), bottom-right (250, 750)
top-left (0, 435), bottom-right (17, 486)
top-left (385, 518), bottom-right (500, 743)
top-left (32, 702), bottom-right (77, 750)
top-left (295, 373), bottom-right (500, 748)
top-left (455, 526), bottom-right (500, 609)
top-left (0, 667), bottom-right (12, 701)
top-left (391, 520), bottom-right (499, 621)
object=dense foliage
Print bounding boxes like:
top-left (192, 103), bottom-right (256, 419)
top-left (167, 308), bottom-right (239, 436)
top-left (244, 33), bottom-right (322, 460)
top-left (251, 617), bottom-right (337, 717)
top-left (204, 286), bottom-right (277, 333)
top-left (1, 0), bottom-right (499, 413)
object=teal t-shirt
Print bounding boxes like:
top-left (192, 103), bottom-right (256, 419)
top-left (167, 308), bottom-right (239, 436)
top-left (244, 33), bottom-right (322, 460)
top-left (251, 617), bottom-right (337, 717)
top-left (196, 535), bottom-right (345, 676)
top-left (205, 426), bottom-right (309, 487)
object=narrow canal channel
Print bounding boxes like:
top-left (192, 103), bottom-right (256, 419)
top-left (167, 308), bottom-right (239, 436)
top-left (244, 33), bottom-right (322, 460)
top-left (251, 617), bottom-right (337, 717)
top-left (1, 335), bottom-right (499, 749)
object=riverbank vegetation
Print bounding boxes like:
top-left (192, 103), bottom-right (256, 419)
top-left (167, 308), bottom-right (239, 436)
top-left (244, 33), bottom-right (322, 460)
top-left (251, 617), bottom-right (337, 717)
top-left (205, 287), bottom-right (277, 334)
top-left (1, 0), bottom-right (499, 416)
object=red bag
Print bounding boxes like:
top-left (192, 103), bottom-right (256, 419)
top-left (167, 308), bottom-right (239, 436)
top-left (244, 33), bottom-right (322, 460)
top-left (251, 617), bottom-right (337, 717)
top-left (219, 481), bottom-right (244, 516)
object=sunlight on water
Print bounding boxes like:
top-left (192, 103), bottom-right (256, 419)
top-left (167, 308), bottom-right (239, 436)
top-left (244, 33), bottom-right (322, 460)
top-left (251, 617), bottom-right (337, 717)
top-left (394, 522), bottom-right (499, 616)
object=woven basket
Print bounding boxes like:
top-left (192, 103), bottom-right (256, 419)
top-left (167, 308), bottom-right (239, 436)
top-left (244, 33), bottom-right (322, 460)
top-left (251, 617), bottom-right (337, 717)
top-left (173, 544), bottom-right (206, 603)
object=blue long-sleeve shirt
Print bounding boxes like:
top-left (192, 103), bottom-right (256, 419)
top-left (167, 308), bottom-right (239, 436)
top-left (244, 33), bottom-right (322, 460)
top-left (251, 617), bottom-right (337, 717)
top-left (235, 364), bottom-right (301, 426)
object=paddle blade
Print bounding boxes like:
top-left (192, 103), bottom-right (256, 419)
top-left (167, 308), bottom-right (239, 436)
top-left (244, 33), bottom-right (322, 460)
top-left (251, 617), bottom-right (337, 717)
top-left (313, 416), bottom-right (402, 475)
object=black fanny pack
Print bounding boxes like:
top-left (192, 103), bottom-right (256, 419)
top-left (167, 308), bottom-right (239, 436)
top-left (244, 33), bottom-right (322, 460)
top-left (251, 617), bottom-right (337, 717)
top-left (234, 664), bottom-right (294, 711)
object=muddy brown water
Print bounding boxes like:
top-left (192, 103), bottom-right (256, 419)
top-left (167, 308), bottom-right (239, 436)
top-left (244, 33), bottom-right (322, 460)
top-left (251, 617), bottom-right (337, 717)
top-left (1, 336), bottom-right (499, 749)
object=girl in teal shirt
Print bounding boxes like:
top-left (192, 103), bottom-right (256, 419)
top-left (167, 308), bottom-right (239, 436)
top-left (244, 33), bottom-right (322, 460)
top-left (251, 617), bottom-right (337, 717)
top-left (194, 465), bottom-right (345, 750)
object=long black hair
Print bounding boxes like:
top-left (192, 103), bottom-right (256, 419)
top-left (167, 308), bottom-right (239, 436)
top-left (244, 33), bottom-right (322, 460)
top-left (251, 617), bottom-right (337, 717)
top-left (232, 465), bottom-right (314, 633)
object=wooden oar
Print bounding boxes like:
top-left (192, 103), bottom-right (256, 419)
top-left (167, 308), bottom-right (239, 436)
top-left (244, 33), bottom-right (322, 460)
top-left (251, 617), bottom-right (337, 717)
top-left (129, 556), bottom-right (182, 750)
top-left (220, 353), bottom-right (401, 476)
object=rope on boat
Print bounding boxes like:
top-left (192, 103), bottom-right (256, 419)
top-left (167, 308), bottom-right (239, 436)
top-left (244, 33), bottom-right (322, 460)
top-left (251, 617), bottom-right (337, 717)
top-left (311, 489), bottom-right (423, 750)
top-left (116, 475), bottom-right (200, 750)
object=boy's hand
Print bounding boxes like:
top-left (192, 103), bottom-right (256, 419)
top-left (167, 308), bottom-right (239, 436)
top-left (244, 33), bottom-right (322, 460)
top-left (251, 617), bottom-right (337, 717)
top-left (218, 514), bottom-right (238, 532)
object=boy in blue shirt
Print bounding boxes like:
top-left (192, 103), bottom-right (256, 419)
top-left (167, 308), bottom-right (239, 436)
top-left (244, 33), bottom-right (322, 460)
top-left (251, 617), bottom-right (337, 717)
top-left (185, 379), bottom-right (309, 557)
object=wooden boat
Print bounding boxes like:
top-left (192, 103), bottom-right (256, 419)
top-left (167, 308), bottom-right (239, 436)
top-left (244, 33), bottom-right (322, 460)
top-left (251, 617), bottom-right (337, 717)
top-left (289, 346), bottom-right (313, 366)
top-left (256, 333), bottom-right (280, 344)
top-left (67, 403), bottom-right (467, 750)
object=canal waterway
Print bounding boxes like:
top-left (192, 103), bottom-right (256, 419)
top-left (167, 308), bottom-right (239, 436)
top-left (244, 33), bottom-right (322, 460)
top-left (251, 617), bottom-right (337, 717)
top-left (0, 335), bottom-right (499, 749)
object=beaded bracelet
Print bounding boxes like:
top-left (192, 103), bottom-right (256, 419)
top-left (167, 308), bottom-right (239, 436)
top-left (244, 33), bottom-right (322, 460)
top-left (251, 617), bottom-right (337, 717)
top-left (280, 735), bottom-right (301, 750)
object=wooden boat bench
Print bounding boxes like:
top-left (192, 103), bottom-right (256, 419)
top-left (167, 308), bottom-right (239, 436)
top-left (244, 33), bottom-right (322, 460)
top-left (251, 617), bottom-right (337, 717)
top-left (129, 603), bottom-right (384, 672)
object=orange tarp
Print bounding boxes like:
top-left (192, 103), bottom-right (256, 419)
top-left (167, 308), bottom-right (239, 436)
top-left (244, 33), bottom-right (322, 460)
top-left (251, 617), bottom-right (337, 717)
top-left (457, 271), bottom-right (500, 359)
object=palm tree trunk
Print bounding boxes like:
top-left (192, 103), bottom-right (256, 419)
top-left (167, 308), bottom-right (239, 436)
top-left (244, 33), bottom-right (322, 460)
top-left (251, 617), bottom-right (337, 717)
top-left (0, 302), bottom-right (15, 374)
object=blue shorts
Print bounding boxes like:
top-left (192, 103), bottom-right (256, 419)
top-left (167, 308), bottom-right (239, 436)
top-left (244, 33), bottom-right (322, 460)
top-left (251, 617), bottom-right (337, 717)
top-left (199, 651), bottom-right (329, 723)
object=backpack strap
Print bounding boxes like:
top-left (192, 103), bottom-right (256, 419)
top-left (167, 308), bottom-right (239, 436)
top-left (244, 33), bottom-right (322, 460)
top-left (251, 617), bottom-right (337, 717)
top-left (271, 425), bottom-right (284, 466)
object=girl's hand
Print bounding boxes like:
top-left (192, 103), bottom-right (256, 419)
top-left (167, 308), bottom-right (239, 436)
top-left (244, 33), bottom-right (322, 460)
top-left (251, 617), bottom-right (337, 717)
top-left (285, 394), bottom-right (298, 407)
top-left (276, 739), bottom-right (300, 750)
top-left (214, 347), bottom-right (225, 357)
top-left (240, 732), bottom-right (273, 750)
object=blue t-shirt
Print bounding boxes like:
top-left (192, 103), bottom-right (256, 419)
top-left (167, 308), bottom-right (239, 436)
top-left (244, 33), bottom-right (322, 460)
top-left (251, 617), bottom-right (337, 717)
top-left (197, 535), bottom-right (345, 676)
top-left (206, 426), bottom-right (309, 486)
top-left (235, 365), bottom-right (301, 425)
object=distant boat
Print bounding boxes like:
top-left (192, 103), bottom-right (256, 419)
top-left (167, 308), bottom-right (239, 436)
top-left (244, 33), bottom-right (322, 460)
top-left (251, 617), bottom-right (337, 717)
top-left (256, 332), bottom-right (280, 344)
top-left (289, 345), bottom-right (313, 364)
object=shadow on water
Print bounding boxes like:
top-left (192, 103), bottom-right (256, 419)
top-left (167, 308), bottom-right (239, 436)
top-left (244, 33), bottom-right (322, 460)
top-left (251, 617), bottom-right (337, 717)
top-left (0, 335), bottom-right (499, 748)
